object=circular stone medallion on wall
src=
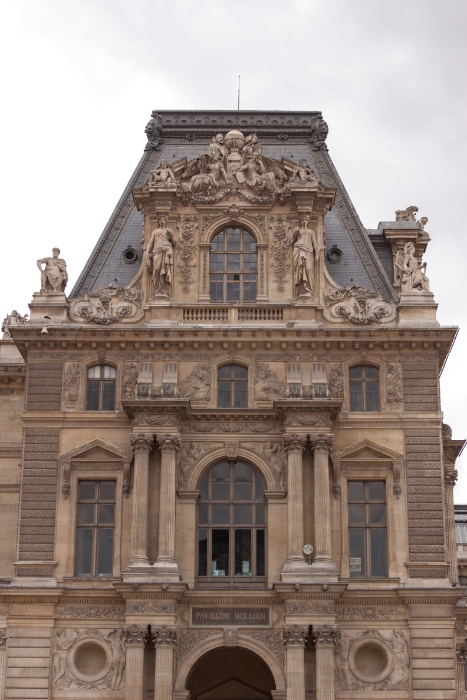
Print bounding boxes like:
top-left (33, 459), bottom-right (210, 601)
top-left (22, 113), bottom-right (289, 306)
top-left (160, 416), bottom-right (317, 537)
top-left (349, 639), bottom-right (393, 684)
top-left (68, 639), bottom-right (112, 683)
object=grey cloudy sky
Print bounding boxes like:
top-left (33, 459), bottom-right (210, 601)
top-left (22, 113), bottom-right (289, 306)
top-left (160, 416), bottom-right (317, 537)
top-left (1, 0), bottom-right (466, 494)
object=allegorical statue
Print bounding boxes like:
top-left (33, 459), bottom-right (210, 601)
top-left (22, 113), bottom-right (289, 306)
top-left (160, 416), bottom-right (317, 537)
top-left (146, 215), bottom-right (175, 298)
top-left (149, 160), bottom-right (176, 186)
top-left (292, 215), bottom-right (319, 297)
top-left (291, 159), bottom-right (319, 186)
top-left (37, 248), bottom-right (68, 293)
top-left (397, 242), bottom-right (430, 293)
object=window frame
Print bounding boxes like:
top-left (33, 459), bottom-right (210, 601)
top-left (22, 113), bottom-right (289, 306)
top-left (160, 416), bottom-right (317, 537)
top-left (75, 479), bottom-right (117, 578)
top-left (196, 460), bottom-right (267, 587)
top-left (217, 363), bottom-right (249, 409)
top-left (349, 364), bottom-right (380, 412)
top-left (209, 226), bottom-right (258, 304)
top-left (85, 364), bottom-right (117, 412)
top-left (347, 480), bottom-right (388, 579)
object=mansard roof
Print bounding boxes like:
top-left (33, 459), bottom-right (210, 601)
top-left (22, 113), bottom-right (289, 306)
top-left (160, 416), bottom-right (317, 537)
top-left (71, 109), bottom-right (394, 300)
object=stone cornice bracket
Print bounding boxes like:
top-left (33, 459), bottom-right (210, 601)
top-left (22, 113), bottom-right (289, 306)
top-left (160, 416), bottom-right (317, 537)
top-left (151, 625), bottom-right (178, 647)
top-left (122, 625), bottom-right (149, 647)
top-left (130, 433), bottom-right (154, 453)
top-left (310, 434), bottom-right (334, 453)
top-left (444, 467), bottom-right (458, 487)
top-left (311, 624), bottom-right (341, 647)
top-left (283, 434), bottom-right (307, 454)
top-left (457, 644), bottom-right (467, 662)
top-left (282, 625), bottom-right (309, 647)
top-left (156, 434), bottom-right (181, 453)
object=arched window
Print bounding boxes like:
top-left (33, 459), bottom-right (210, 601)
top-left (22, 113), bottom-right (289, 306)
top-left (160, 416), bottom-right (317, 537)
top-left (210, 227), bottom-right (257, 303)
top-left (86, 365), bottom-right (116, 411)
top-left (218, 364), bottom-right (248, 408)
top-left (197, 461), bottom-right (266, 583)
top-left (349, 365), bottom-right (379, 412)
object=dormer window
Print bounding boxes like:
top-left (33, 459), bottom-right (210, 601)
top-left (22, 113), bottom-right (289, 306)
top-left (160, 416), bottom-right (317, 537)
top-left (210, 227), bottom-right (257, 303)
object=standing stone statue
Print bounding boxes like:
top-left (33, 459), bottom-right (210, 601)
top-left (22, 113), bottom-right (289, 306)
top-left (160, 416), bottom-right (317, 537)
top-left (37, 248), bottom-right (68, 293)
top-left (146, 215), bottom-right (175, 298)
top-left (397, 242), bottom-right (430, 293)
top-left (292, 215), bottom-right (319, 298)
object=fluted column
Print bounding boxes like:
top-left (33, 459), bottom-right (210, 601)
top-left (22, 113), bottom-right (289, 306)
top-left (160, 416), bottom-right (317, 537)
top-left (122, 625), bottom-right (148, 700)
top-left (444, 466), bottom-right (458, 584)
top-left (283, 625), bottom-right (308, 700)
top-left (281, 435), bottom-right (307, 577)
top-left (456, 644), bottom-right (467, 700)
top-left (154, 434), bottom-right (181, 579)
top-left (310, 434), bottom-right (337, 576)
top-left (152, 626), bottom-right (178, 700)
top-left (127, 434), bottom-right (154, 566)
top-left (312, 625), bottom-right (340, 700)
top-left (0, 629), bottom-right (7, 700)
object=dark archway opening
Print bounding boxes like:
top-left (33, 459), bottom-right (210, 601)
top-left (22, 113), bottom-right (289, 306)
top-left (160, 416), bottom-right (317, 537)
top-left (186, 646), bottom-right (276, 700)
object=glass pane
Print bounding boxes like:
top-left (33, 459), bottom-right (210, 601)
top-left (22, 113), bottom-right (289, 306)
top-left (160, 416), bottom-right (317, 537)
top-left (369, 504), bottom-right (386, 525)
top-left (198, 529), bottom-right (208, 576)
top-left (212, 481), bottom-right (230, 500)
top-left (234, 463), bottom-right (253, 501)
top-left (99, 481), bottom-right (115, 501)
top-left (348, 482), bottom-right (364, 502)
top-left (256, 504), bottom-right (265, 525)
top-left (87, 366), bottom-right (101, 379)
top-left (210, 254), bottom-right (224, 272)
top-left (211, 232), bottom-right (224, 251)
top-left (365, 381), bottom-right (379, 412)
top-left (98, 504), bottom-right (115, 524)
top-left (218, 381), bottom-right (232, 408)
top-left (76, 528), bottom-right (93, 575)
top-left (365, 366), bottom-right (379, 379)
top-left (348, 505), bottom-right (365, 524)
top-left (226, 278), bottom-right (240, 301)
top-left (102, 381), bottom-right (116, 411)
top-left (350, 381), bottom-right (363, 411)
top-left (103, 365), bottom-right (116, 379)
top-left (212, 530), bottom-right (229, 576)
top-left (255, 472), bottom-right (265, 501)
top-left (212, 463), bottom-right (230, 500)
top-left (210, 277), bottom-right (224, 301)
top-left (199, 473), bottom-right (208, 500)
top-left (243, 277), bottom-right (257, 301)
top-left (97, 528), bottom-right (113, 575)
top-left (199, 504), bottom-right (208, 525)
top-left (227, 228), bottom-right (241, 250)
top-left (256, 530), bottom-right (265, 576)
top-left (235, 529), bottom-right (252, 576)
top-left (79, 481), bottom-right (96, 500)
top-left (369, 481), bottom-right (385, 501)
top-left (226, 254), bottom-right (241, 271)
top-left (349, 366), bottom-right (363, 379)
top-left (244, 234), bottom-right (256, 251)
top-left (234, 366), bottom-right (248, 379)
top-left (243, 254), bottom-right (257, 271)
top-left (212, 505), bottom-right (230, 524)
top-left (370, 529), bottom-right (387, 576)
top-left (78, 504), bottom-right (95, 524)
top-left (234, 505), bottom-right (252, 524)
top-left (219, 366), bottom-right (232, 379)
top-left (86, 381), bottom-right (100, 410)
top-left (349, 528), bottom-right (366, 578)
top-left (234, 381), bottom-right (248, 408)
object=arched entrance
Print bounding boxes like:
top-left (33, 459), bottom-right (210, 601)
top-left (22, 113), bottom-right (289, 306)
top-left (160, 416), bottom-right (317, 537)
top-left (186, 647), bottom-right (276, 700)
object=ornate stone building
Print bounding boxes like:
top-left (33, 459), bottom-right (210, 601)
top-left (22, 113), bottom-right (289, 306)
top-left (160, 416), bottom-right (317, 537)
top-left (0, 110), bottom-right (465, 700)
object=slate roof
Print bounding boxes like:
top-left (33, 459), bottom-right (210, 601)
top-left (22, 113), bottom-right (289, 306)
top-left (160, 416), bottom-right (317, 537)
top-left (71, 110), bottom-right (395, 300)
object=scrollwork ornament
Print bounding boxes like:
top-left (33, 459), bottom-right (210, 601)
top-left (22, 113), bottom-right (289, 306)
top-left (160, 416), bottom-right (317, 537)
top-left (130, 433), bottom-right (154, 453)
top-left (282, 625), bottom-right (309, 647)
top-left (283, 434), bottom-right (307, 454)
top-left (310, 434), bottom-right (334, 453)
top-left (151, 625), bottom-right (178, 647)
top-left (122, 625), bottom-right (148, 647)
top-left (311, 624), bottom-right (341, 647)
top-left (157, 434), bottom-right (181, 453)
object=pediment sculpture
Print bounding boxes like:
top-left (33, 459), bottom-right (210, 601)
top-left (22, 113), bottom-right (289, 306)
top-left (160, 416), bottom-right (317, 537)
top-left (323, 282), bottom-right (397, 325)
top-left (68, 283), bottom-right (144, 325)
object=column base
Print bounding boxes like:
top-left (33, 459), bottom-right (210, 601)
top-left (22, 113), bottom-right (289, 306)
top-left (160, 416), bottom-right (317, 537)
top-left (151, 556), bottom-right (182, 582)
top-left (281, 556), bottom-right (339, 583)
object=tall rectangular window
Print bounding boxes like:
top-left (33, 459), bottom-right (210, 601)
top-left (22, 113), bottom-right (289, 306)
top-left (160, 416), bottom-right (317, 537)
top-left (76, 480), bottom-right (115, 576)
top-left (348, 480), bottom-right (387, 578)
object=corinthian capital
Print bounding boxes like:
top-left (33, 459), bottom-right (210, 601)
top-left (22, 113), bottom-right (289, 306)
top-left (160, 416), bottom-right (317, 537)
top-left (310, 433), bottom-right (334, 453)
top-left (311, 624), bottom-right (340, 647)
top-left (121, 625), bottom-right (148, 647)
top-left (130, 433), bottom-right (154, 453)
top-left (0, 628), bottom-right (7, 648)
top-left (157, 433), bottom-right (181, 452)
top-left (151, 625), bottom-right (178, 647)
top-left (283, 434), bottom-right (307, 454)
top-left (282, 624), bottom-right (309, 647)
top-left (444, 467), bottom-right (458, 487)
top-left (457, 644), bottom-right (467, 663)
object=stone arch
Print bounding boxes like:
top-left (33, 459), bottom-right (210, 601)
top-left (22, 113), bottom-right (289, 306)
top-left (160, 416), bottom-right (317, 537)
top-left (201, 215), bottom-right (266, 246)
top-left (185, 446), bottom-right (278, 492)
top-left (175, 632), bottom-right (285, 692)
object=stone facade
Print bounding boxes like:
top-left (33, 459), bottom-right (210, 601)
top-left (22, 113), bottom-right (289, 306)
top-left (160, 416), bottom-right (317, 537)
top-left (0, 110), bottom-right (465, 700)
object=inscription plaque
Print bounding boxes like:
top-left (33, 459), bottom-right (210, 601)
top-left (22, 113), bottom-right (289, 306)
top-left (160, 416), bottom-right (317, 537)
top-left (192, 607), bottom-right (270, 626)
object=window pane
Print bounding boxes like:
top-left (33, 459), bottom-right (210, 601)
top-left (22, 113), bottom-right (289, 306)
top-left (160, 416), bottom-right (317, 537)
top-left (199, 473), bottom-right (208, 500)
top-left (243, 232), bottom-right (256, 250)
top-left (234, 463), bottom-right (253, 500)
top-left (212, 232), bottom-right (224, 251)
top-left (86, 381), bottom-right (100, 410)
top-left (218, 382), bottom-right (232, 408)
top-left (255, 472), bottom-right (265, 501)
top-left (97, 528), bottom-right (113, 575)
top-left (365, 366), bottom-right (379, 379)
top-left (348, 482), bottom-right (364, 502)
top-left (219, 366), bottom-right (232, 379)
top-left (368, 481), bottom-right (385, 501)
top-left (212, 530), bottom-right (229, 576)
top-left (349, 529), bottom-right (366, 578)
top-left (348, 505), bottom-right (365, 524)
top-left (243, 255), bottom-right (257, 271)
top-left (100, 481), bottom-right (115, 501)
top-left (234, 366), bottom-right (248, 379)
top-left (365, 381), bottom-right (379, 412)
top-left (198, 529), bottom-right (208, 575)
top-left (210, 277), bottom-right (224, 301)
top-left (350, 381), bottom-right (363, 411)
top-left (79, 481), bottom-right (96, 500)
top-left (234, 505), bottom-right (252, 524)
top-left (103, 365), bottom-right (116, 379)
top-left (226, 277), bottom-right (240, 301)
top-left (102, 381), bottom-right (115, 410)
top-left (212, 505), bottom-right (230, 524)
top-left (78, 504), bottom-right (94, 524)
top-left (256, 504), bottom-right (265, 525)
top-left (256, 530), bottom-right (265, 576)
top-left (370, 529), bottom-right (387, 577)
top-left (369, 504), bottom-right (386, 525)
top-left (98, 504), bottom-right (115, 524)
top-left (226, 254), bottom-right (241, 271)
top-left (235, 529), bottom-right (252, 576)
top-left (227, 229), bottom-right (241, 250)
top-left (199, 504), bottom-right (208, 525)
top-left (243, 278), bottom-right (257, 301)
top-left (88, 366), bottom-right (101, 379)
top-left (212, 463), bottom-right (230, 500)
top-left (76, 528), bottom-right (93, 575)
top-left (349, 366), bottom-right (363, 379)
top-left (234, 381), bottom-right (248, 408)
top-left (210, 254), bottom-right (224, 271)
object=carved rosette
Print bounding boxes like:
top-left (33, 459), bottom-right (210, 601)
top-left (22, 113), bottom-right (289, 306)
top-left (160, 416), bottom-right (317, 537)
top-left (283, 434), bottom-right (307, 454)
top-left (151, 625), bottom-right (178, 647)
top-left (282, 625), bottom-right (309, 647)
top-left (310, 434), bottom-right (334, 453)
top-left (130, 433), bottom-right (154, 453)
top-left (122, 625), bottom-right (148, 647)
top-left (157, 434), bottom-right (181, 453)
top-left (311, 624), bottom-right (341, 647)
top-left (457, 644), bottom-right (467, 663)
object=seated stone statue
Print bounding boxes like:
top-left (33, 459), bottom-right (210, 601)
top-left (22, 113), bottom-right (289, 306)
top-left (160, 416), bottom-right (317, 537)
top-left (37, 248), bottom-right (68, 293)
top-left (149, 160), bottom-right (176, 186)
top-left (291, 159), bottom-right (319, 186)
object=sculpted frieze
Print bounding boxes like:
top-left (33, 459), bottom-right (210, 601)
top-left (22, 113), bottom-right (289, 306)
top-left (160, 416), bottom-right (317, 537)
top-left (386, 363), bottom-right (403, 402)
top-left (323, 282), bottom-right (396, 325)
top-left (69, 283), bottom-right (144, 324)
top-left (285, 600), bottom-right (335, 615)
top-left (176, 216), bottom-right (198, 294)
top-left (56, 605), bottom-right (124, 619)
top-left (176, 630), bottom-right (220, 668)
top-left (126, 600), bottom-right (176, 615)
top-left (254, 363), bottom-right (285, 401)
top-left (63, 363), bottom-right (80, 403)
top-left (180, 364), bottom-right (212, 401)
top-left (336, 606), bottom-right (406, 620)
top-left (177, 442), bottom-right (223, 489)
top-left (242, 441), bottom-right (287, 490)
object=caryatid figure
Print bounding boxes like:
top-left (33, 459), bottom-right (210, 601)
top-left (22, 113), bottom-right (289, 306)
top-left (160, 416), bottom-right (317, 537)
top-left (292, 216), bottom-right (319, 297)
top-left (37, 248), bottom-right (68, 293)
top-left (146, 215), bottom-right (175, 298)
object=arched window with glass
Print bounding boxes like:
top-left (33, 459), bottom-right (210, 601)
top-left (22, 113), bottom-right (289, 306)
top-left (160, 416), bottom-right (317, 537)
top-left (197, 461), bottom-right (266, 585)
top-left (210, 226), bottom-right (257, 303)
top-left (218, 364), bottom-right (248, 408)
top-left (86, 365), bottom-right (116, 411)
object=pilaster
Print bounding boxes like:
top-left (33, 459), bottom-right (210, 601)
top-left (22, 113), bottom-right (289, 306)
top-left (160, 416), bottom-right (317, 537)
top-left (152, 626), bottom-right (178, 700)
top-left (283, 625), bottom-right (308, 700)
top-left (312, 625), bottom-right (340, 700)
top-left (125, 433), bottom-right (154, 570)
top-left (122, 625), bottom-right (149, 700)
top-left (153, 434), bottom-right (182, 581)
top-left (309, 434), bottom-right (338, 580)
top-left (281, 435), bottom-right (308, 581)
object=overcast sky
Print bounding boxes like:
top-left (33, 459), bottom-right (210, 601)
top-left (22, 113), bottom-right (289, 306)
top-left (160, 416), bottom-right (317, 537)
top-left (1, 0), bottom-right (466, 496)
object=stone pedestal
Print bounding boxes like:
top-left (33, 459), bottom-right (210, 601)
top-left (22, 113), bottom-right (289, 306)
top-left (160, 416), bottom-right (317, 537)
top-left (283, 626), bottom-right (308, 700)
top-left (126, 434), bottom-right (154, 568)
top-left (312, 626), bottom-right (340, 700)
top-left (153, 434), bottom-right (181, 581)
top-left (310, 435), bottom-right (338, 580)
top-left (28, 292), bottom-right (69, 323)
top-left (281, 435), bottom-right (308, 580)
top-left (153, 626), bottom-right (178, 700)
top-left (122, 626), bottom-right (148, 700)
